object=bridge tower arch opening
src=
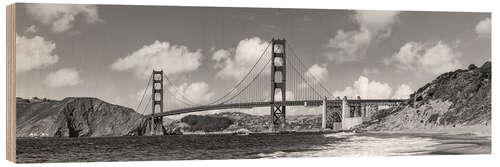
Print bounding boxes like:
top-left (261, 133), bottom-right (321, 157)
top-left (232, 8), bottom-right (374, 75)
top-left (270, 38), bottom-right (286, 130)
top-left (151, 70), bottom-right (164, 134)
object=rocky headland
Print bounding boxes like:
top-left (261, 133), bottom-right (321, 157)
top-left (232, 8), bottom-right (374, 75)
top-left (358, 61), bottom-right (491, 131)
top-left (16, 97), bottom-right (143, 137)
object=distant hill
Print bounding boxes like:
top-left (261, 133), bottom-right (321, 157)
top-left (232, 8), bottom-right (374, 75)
top-left (164, 112), bottom-right (322, 133)
top-left (215, 112), bottom-right (322, 132)
top-left (361, 61), bottom-right (491, 130)
top-left (16, 97), bottom-right (144, 137)
top-left (180, 115), bottom-right (234, 132)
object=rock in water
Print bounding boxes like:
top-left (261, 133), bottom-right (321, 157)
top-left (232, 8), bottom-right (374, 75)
top-left (363, 61), bottom-right (491, 130)
top-left (16, 97), bottom-right (144, 137)
top-left (163, 120), bottom-right (190, 135)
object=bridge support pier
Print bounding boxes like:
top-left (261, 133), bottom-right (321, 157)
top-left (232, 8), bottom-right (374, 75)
top-left (341, 96), bottom-right (365, 130)
top-left (341, 96), bottom-right (348, 121)
top-left (322, 96), bottom-right (327, 129)
top-left (270, 38), bottom-right (287, 131)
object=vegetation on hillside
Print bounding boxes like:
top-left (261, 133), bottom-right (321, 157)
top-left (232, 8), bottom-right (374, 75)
top-left (359, 61), bottom-right (491, 130)
top-left (180, 115), bottom-right (234, 132)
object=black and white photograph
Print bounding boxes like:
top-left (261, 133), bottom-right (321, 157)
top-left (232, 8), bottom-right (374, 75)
top-left (5, 1), bottom-right (492, 164)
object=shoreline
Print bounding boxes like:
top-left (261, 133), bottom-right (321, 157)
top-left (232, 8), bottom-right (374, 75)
top-left (17, 125), bottom-right (491, 139)
top-left (360, 125), bottom-right (491, 155)
top-left (367, 124), bottom-right (491, 137)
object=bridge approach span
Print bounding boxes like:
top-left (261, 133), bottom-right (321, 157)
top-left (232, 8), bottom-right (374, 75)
top-left (147, 99), bottom-right (407, 118)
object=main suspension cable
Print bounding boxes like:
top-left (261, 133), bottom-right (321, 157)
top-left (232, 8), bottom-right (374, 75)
top-left (287, 42), bottom-right (333, 97)
top-left (135, 73), bottom-right (153, 114)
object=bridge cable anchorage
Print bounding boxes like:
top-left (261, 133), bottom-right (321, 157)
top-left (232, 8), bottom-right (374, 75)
top-left (286, 42), bottom-right (333, 97)
top-left (135, 73), bottom-right (153, 115)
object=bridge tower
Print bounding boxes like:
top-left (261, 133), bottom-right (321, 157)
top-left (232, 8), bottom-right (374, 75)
top-left (270, 38), bottom-right (287, 130)
top-left (151, 70), bottom-right (164, 134)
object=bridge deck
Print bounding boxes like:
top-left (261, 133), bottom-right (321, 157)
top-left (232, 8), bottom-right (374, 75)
top-left (146, 99), bottom-right (408, 118)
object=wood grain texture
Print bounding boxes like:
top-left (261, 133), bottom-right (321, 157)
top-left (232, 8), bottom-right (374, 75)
top-left (6, 3), bottom-right (16, 163)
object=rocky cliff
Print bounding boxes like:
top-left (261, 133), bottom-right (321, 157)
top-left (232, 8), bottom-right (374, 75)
top-left (16, 97), bottom-right (144, 137)
top-left (361, 61), bottom-right (491, 130)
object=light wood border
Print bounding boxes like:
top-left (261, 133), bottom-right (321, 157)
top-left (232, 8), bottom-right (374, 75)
top-left (6, 3), bottom-right (16, 163)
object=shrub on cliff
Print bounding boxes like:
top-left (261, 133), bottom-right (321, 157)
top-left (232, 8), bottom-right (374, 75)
top-left (181, 115), bottom-right (234, 132)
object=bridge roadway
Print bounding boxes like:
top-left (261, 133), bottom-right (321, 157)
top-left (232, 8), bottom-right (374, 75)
top-left (147, 99), bottom-right (408, 118)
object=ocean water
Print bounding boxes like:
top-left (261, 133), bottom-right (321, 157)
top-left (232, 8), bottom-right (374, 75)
top-left (15, 132), bottom-right (485, 163)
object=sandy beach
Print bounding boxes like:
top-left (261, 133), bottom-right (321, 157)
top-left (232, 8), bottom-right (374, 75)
top-left (365, 125), bottom-right (491, 155)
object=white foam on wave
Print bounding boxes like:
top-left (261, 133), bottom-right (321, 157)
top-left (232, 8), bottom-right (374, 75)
top-left (257, 133), bottom-right (439, 158)
top-left (257, 151), bottom-right (287, 158)
top-left (324, 132), bottom-right (356, 138)
top-left (320, 135), bottom-right (438, 156)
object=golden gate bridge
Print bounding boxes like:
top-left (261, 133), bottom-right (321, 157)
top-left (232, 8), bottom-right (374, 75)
top-left (134, 38), bottom-right (407, 134)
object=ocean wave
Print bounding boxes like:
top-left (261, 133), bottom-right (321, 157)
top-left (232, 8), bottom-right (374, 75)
top-left (257, 134), bottom-right (439, 158)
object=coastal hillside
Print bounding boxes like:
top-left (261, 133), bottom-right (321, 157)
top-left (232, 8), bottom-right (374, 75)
top-left (164, 112), bottom-right (322, 133)
top-left (215, 112), bottom-right (322, 132)
top-left (16, 97), bottom-right (144, 137)
top-left (362, 61), bottom-right (491, 130)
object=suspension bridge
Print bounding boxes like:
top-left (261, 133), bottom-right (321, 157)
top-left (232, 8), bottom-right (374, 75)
top-left (134, 38), bottom-right (407, 134)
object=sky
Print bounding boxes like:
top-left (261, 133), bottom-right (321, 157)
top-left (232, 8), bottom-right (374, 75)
top-left (15, 3), bottom-right (491, 116)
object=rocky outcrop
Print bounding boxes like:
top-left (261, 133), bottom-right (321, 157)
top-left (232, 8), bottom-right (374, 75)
top-left (16, 97), bottom-right (144, 137)
top-left (163, 120), bottom-right (190, 135)
top-left (131, 118), bottom-right (167, 136)
top-left (362, 61), bottom-right (491, 130)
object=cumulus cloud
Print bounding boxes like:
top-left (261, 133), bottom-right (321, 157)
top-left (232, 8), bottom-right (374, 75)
top-left (25, 25), bottom-right (38, 33)
top-left (212, 49), bottom-right (231, 68)
top-left (392, 84), bottom-right (413, 99)
top-left (333, 76), bottom-right (413, 99)
top-left (475, 17), bottom-right (491, 38)
top-left (305, 64), bottom-right (329, 82)
top-left (299, 64), bottom-right (329, 88)
top-left (387, 41), bottom-right (462, 75)
top-left (170, 82), bottom-right (215, 104)
top-left (44, 68), bottom-right (83, 88)
top-left (111, 40), bottom-right (203, 78)
top-left (16, 34), bottom-right (59, 73)
top-left (333, 76), bottom-right (392, 99)
top-left (325, 11), bottom-right (400, 63)
top-left (212, 37), bottom-right (270, 81)
top-left (362, 68), bottom-right (380, 75)
top-left (25, 4), bottom-right (101, 33)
